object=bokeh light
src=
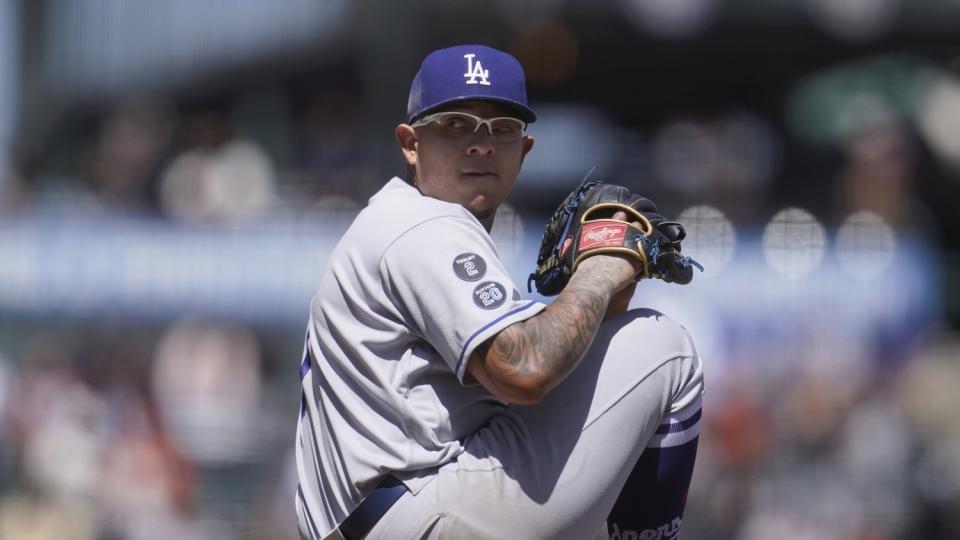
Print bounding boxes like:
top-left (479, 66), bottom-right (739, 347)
top-left (835, 210), bottom-right (897, 280)
top-left (619, 0), bottom-right (721, 40)
top-left (676, 205), bottom-right (736, 275)
top-left (762, 208), bottom-right (827, 279)
top-left (917, 72), bottom-right (960, 172)
top-left (806, 0), bottom-right (900, 42)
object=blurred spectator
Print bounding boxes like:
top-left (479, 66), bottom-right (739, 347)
top-left (0, 331), bottom-right (206, 540)
top-left (835, 120), bottom-right (918, 229)
top-left (159, 107), bottom-right (278, 224)
top-left (151, 319), bottom-right (266, 465)
top-left (85, 99), bottom-right (172, 213)
top-left (897, 336), bottom-right (960, 536)
top-left (151, 319), bottom-right (274, 537)
top-left (838, 387), bottom-right (911, 536)
top-left (696, 377), bottom-right (774, 537)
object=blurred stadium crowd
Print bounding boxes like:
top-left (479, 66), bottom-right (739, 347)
top-left (1, 1), bottom-right (960, 539)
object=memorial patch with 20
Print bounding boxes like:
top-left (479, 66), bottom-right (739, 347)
top-left (472, 281), bottom-right (506, 310)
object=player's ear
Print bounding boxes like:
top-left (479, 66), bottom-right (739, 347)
top-left (396, 124), bottom-right (418, 167)
top-left (520, 134), bottom-right (534, 162)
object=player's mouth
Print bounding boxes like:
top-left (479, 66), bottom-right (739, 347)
top-left (462, 171), bottom-right (498, 180)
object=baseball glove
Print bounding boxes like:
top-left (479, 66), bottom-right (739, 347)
top-left (528, 180), bottom-right (701, 296)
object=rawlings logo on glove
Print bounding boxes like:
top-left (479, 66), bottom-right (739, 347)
top-left (528, 179), bottom-right (703, 296)
top-left (580, 223), bottom-right (628, 247)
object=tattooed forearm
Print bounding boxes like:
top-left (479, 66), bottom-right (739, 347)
top-left (486, 257), bottom-right (628, 395)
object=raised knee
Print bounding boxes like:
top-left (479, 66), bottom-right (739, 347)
top-left (595, 309), bottom-right (699, 375)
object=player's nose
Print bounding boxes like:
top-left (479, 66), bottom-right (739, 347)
top-left (466, 129), bottom-right (496, 156)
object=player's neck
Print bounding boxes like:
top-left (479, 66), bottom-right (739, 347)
top-left (478, 213), bottom-right (495, 233)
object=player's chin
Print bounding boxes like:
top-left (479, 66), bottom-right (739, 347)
top-left (466, 197), bottom-right (499, 222)
top-left (471, 206), bottom-right (495, 222)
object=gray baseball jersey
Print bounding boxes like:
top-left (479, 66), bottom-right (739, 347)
top-left (295, 177), bottom-right (547, 538)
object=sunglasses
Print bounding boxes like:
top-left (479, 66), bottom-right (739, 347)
top-left (411, 111), bottom-right (527, 144)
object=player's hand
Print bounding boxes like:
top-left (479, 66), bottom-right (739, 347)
top-left (613, 208), bottom-right (646, 274)
top-left (574, 210), bottom-right (644, 293)
top-left (530, 180), bottom-right (702, 295)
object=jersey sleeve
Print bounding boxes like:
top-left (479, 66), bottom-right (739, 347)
top-left (380, 215), bottom-right (546, 382)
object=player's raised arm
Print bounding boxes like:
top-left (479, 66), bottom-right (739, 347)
top-left (467, 182), bottom-right (698, 405)
top-left (467, 252), bottom-right (638, 404)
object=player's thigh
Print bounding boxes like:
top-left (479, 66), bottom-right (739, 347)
top-left (449, 466), bottom-right (616, 539)
top-left (515, 307), bottom-right (696, 440)
top-left (437, 312), bottom-right (699, 537)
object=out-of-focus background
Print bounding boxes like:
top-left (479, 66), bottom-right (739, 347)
top-left (0, 1), bottom-right (959, 539)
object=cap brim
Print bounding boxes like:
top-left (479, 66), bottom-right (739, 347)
top-left (410, 96), bottom-right (536, 124)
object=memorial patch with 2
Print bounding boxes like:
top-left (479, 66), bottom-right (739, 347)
top-left (453, 252), bottom-right (487, 282)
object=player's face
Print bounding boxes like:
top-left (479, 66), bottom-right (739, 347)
top-left (397, 101), bottom-right (535, 231)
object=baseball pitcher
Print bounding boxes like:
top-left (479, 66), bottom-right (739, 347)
top-left (295, 44), bottom-right (704, 540)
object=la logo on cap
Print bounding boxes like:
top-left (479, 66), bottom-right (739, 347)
top-left (463, 54), bottom-right (490, 86)
top-left (406, 45), bottom-right (536, 123)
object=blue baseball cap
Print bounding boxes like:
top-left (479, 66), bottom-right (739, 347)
top-left (406, 44), bottom-right (537, 124)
